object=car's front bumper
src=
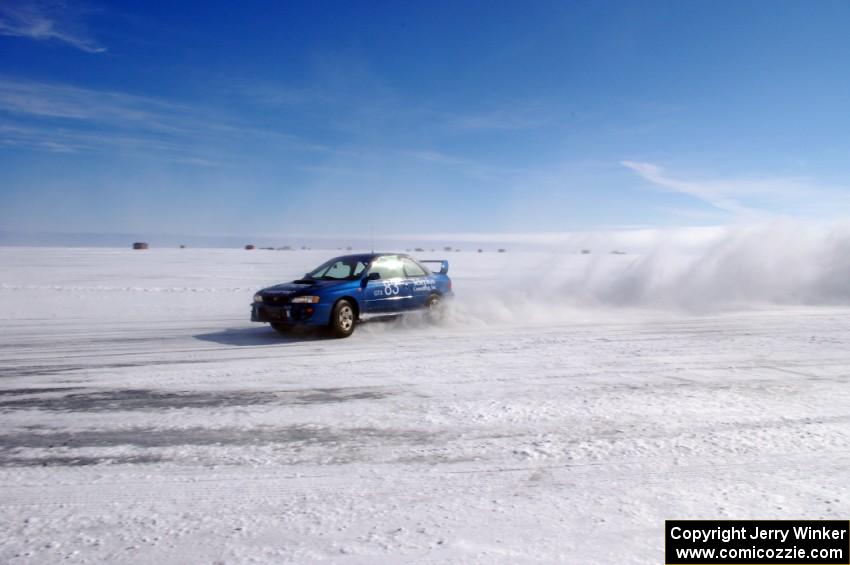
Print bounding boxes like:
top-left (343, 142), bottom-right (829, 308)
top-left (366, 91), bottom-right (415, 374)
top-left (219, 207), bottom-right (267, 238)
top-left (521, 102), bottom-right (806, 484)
top-left (251, 302), bottom-right (331, 326)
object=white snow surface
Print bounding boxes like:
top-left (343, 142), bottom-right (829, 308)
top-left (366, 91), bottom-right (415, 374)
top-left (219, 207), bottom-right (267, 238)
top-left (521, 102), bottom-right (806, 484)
top-left (1, 245), bottom-right (849, 564)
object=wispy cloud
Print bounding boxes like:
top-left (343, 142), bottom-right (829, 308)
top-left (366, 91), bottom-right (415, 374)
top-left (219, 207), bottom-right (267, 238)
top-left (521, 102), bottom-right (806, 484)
top-left (623, 160), bottom-right (757, 215)
top-left (0, 77), bottom-right (190, 129)
top-left (0, 77), bottom-right (212, 161)
top-left (439, 108), bottom-right (553, 132)
top-left (406, 149), bottom-right (474, 167)
top-left (622, 160), bottom-right (850, 221)
top-left (0, 1), bottom-right (105, 53)
top-left (406, 149), bottom-right (529, 180)
top-left (169, 157), bottom-right (220, 168)
top-left (229, 72), bottom-right (554, 137)
top-left (0, 77), bottom-right (329, 163)
top-left (228, 80), bottom-right (332, 108)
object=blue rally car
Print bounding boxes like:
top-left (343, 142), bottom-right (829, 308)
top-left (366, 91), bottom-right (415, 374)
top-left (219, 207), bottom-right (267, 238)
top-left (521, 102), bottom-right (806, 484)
top-left (251, 253), bottom-right (452, 338)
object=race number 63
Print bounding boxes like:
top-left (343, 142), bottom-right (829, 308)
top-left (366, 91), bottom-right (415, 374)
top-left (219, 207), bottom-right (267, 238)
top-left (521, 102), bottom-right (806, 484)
top-left (383, 281), bottom-right (400, 295)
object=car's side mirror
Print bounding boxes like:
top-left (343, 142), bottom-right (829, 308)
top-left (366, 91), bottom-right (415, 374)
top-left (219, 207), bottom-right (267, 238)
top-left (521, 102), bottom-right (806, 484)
top-left (366, 272), bottom-right (381, 281)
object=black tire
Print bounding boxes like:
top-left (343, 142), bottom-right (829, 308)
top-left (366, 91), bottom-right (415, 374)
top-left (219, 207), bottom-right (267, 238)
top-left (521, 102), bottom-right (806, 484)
top-left (329, 299), bottom-right (356, 338)
top-left (270, 322), bottom-right (292, 335)
top-left (425, 293), bottom-right (444, 322)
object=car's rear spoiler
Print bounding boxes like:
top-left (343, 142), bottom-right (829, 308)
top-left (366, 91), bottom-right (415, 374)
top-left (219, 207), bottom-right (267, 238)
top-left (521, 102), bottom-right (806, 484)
top-left (420, 260), bottom-right (449, 275)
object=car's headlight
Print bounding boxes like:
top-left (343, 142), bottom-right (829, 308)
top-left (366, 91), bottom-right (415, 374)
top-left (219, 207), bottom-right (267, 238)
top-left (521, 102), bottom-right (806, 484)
top-left (253, 294), bottom-right (263, 303)
top-left (291, 295), bottom-right (320, 304)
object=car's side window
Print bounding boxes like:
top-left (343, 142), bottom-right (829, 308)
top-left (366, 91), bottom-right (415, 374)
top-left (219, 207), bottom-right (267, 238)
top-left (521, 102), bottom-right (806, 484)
top-left (402, 258), bottom-right (427, 277)
top-left (368, 256), bottom-right (405, 279)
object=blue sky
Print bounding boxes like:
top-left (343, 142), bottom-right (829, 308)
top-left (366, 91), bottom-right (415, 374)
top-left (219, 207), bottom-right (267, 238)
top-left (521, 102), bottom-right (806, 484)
top-left (2, 1), bottom-right (850, 239)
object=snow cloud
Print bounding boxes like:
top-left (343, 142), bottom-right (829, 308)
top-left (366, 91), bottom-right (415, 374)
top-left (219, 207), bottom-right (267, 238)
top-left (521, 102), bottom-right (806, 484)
top-left (435, 222), bottom-right (850, 330)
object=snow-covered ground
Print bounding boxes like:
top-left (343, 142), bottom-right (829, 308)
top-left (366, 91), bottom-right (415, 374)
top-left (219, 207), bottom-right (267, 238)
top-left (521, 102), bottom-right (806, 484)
top-left (1, 246), bottom-right (849, 563)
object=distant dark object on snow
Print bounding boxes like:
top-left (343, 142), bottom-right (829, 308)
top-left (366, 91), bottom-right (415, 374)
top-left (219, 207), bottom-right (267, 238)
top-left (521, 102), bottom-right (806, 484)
top-left (478, 249), bottom-right (483, 253)
top-left (581, 249), bottom-right (591, 254)
top-left (132, 242), bottom-right (149, 250)
top-left (443, 246), bottom-right (452, 252)
top-left (179, 245), bottom-right (186, 249)
top-left (497, 248), bottom-right (506, 253)
top-left (277, 245), bottom-right (292, 250)
top-left (610, 250), bottom-right (627, 255)
top-left (261, 247), bottom-right (274, 250)
top-left (414, 247), bottom-right (424, 252)
top-left (301, 246), bottom-right (310, 250)
top-left (245, 244), bottom-right (255, 250)
top-left (346, 246), bottom-right (353, 251)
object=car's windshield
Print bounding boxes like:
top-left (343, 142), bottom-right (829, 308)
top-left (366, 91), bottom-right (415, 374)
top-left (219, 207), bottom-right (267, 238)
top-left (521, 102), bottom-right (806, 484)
top-left (306, 257), bottom-right (367, 280)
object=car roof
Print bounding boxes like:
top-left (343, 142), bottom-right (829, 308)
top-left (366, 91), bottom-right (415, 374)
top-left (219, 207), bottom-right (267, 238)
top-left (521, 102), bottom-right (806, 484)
top-left (328, 253), bottom-right (412, 262)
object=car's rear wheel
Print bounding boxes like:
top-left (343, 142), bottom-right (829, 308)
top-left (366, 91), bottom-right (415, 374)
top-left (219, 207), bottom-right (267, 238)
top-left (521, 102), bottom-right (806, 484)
top-left (329, 299), bottom-right (356, 338)
top-left (426, 293), bottom-right (444, 322)
top-left (270, 322), bottom-right (292, 335)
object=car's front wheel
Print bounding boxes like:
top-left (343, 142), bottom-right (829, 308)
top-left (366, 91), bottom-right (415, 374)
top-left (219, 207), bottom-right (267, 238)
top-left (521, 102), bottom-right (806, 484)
top-left (329, 299), bottom-right (356, 338)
